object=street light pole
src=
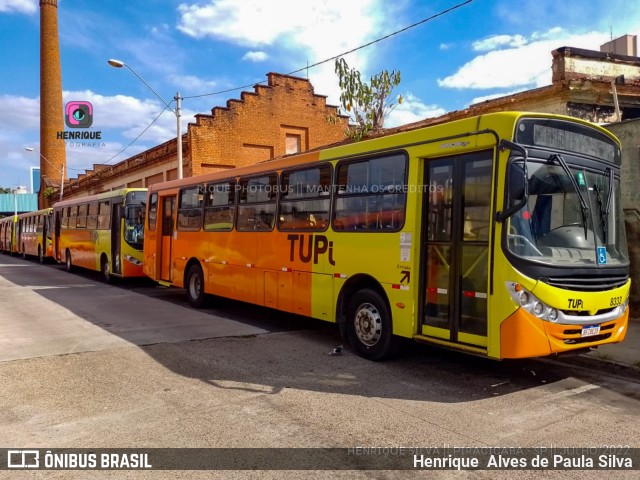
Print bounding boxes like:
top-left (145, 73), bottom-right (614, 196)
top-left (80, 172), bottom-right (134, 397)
top-left (108, 59), bottom-right (183, 179)
top-left (25, 147), bottom-right (64, 201)
top-left (59, 163), bottom-right (65, 200)
top-left (175, 92), bottom-right (183, 180)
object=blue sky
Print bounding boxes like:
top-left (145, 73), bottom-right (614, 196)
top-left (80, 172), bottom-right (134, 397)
top-left (1, 0), bottom-right (639, 191)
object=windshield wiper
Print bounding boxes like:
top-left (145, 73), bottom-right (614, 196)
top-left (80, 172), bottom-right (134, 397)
top-left (598, 167), bottom-right (614, 244)
top-left (548, 154), bottom-right (589, 238)
top-left (593, 183), bottom-right (607, 244)
top-left (604, 166), bottom-right (613, 215)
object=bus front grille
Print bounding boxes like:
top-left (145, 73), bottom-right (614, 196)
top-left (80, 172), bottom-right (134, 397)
top-left (542, 275), bottom-right (628, 292)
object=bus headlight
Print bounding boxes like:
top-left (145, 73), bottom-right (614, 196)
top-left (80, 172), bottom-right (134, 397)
top-left (506, 282), bottom-right (560, 323)
top-left (533, 302), bottom-right (545, 317)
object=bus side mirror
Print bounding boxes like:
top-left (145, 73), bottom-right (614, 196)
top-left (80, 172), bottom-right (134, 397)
top-left (496, 139), bottom-right (529, 222)
top-left (508, 163), bottom-right (526, 202)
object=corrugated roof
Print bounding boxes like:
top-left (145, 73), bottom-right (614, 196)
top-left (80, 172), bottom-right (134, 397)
top-left (0, 194), bottom-right (38, 215)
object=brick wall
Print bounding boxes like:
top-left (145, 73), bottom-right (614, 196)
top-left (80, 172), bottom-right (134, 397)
top-left (189, 73), bottom-right (348, 176)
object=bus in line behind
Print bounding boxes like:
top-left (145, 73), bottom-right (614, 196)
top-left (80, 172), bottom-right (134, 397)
top-left (0, 214), bottom-right (18, 255)
top-left (53, 188), bottom-right (147, 282)
top-left (16, 208), bottom-right (54, 263)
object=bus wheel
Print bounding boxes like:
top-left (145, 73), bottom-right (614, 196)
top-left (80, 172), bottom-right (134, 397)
top-left (101, 257), bottom-right (112, 283)
top-left (65, 250), bottom-right (73, 272)
top-left (186, 264), bottom-right (205, 308)
top-left (346, 289), bottom-right (395, 361)
top-left (38, 246), bottom-right (44, 264)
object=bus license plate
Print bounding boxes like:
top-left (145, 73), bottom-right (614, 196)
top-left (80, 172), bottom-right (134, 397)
top-left (581, 325), bottom-right (600, 337)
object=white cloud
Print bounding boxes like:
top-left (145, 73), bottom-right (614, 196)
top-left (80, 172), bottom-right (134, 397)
top-left (438, 29), bottom-right (609, 90)
top-left (177, 0), bottom-right (378, 46)
top-left (168, 74), bottom-right (217, 92)
top-left (176, 0), bottom-right (383, 68)
top-left (439, 43), bottom-right (453, 51)
top-left (385, 93), bottom-right (446, 128)
top-left (242, 51), bottom-right (269, 62)
top-left (0, 95), bottom-right (40, 133)
top-left (0, 0), bottom-right (36, 14)
top-left (472, 34), bottom-right (527, 52)
top-left (175, 0), bottom-right (401, 114)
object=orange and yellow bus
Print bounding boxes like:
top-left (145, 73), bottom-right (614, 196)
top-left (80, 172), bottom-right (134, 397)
top-left (143, 112), bottom-right (630, 360)
top-left (0, 214), bottom-right (18, 255)
top-left (53, 188), bottom-right (147, 282)
top-left (16, 208), bottom-right (54, 263)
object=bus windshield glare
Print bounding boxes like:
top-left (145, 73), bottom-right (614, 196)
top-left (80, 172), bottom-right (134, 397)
top-left (506, 160), bottom-right (628, 267)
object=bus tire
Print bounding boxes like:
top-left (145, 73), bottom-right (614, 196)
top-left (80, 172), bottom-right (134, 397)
top-left (346, 289), bottom-right (395, 361)
top-left (101, 256), bottom-right (112, 283)
top-left (65, 250), bottom-right (73, 272)
top-left (186, 264), bottom-right (206, 308)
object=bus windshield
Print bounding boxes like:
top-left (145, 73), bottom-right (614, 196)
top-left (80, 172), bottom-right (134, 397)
top-left (506, 160), bottom-right (628, 267)
top-left (124, 204), bottom-right (145, 250)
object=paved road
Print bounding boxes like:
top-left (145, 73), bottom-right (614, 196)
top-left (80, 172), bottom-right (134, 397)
top-left (1, 254), bottom-right (639, 479)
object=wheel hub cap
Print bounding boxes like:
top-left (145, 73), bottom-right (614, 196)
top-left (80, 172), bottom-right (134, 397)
top-left (354, 303), bottom-right (382, 346)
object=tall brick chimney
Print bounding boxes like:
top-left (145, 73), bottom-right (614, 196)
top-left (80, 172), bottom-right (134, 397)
top-left (40, 0), bottom-right (66, 207)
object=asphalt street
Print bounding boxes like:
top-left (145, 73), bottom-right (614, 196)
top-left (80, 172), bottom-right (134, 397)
top-left (0, 254), bottom-right (639, 480)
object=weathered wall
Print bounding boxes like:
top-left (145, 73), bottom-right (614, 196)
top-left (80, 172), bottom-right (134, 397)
top-left (606, 120), bottom-right (640, 308)
top-left (624, 209), bottom-right (640, 310)
top-left (606, 120), bottom-right (640, 210)
top-left (189, 73), bottom-right (348, 177)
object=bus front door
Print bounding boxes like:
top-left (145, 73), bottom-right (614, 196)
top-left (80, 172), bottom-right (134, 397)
top-left (111, 202), bottom-right (123, 275)
top-left (421, 152), bottom-right (493, 349)
top-left (159, 196), bottom-right (176, 282)
top-left (54, 210), bottom-right (61, 261)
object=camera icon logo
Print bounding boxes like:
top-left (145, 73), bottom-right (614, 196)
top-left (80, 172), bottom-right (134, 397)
top-left (65, 101), bottom-right (93, 128)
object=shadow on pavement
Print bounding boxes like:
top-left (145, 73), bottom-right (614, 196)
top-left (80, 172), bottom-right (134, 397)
top-left (1, 254), bottom-right (637, 406)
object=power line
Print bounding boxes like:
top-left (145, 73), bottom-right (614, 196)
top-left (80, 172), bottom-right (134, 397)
top-left (100, 102), bottom-right (174, 166)
top-left (95, 0), bottom-right (473, 165)
top-left (184, 0), bottom-right (474, 100)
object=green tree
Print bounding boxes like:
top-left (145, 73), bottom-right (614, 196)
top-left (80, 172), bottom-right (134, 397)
top-left (334, 58), bottom-right (402, 141)
top-left (0, 187), bottom-right (11, 194)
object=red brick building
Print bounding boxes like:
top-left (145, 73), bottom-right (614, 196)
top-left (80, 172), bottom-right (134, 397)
top-left (63, 73), bottom-right (348, 197)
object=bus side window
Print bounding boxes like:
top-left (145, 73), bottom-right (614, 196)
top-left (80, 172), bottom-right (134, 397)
top-left (148, 193), bottom-right (158, 231)
top-left (333, 154), bottom-right (407, 232)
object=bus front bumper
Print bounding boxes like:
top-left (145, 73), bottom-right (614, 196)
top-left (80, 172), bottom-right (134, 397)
top-left (500, 307), bottom-right (628, 359)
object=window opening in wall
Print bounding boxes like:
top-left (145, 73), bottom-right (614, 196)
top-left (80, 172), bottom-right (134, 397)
top-left (286, 134), bottom-right (301, 155)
